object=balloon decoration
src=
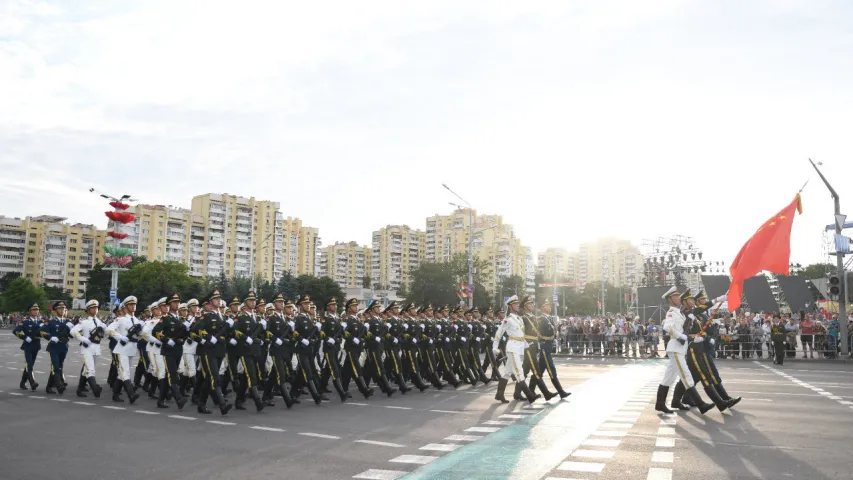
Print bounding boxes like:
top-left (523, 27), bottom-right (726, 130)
top-left (109, 201), bottom-right (130, 210)
top-left (102, 246), bottom-right (134, 266)
top-left (107, 231), bottom-right (129, 240)
top-left (105, 211), bottom-right (135, 224)
top-left (103, 197), bottom-right (135, 268)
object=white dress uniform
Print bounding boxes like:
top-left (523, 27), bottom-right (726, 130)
top-left (142, 318), bottom-right (166, 380)
top-left (660, 305), bottom-right (694, 388)
top-left (180, 315), bottom-right (197, 378)
top-left (70, 315), bottom-right (108, 378)
top-left (493, 311), bottom-right (527, 381)
top-left (108, 313), bottom-right (143, 382)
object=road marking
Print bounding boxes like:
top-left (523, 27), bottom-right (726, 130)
top-left (657, 427), bottom-right (675, 435)
top-left (251, 426), bottom-right (284, 432)
top-left (51, 398), bottom-right (70, 402)
top-left (483, 420), bottom-right (514, 426)
top-left (103, 406), bottom-right (125, 410)
top-left (600, 422), bottom-right (633, 429)
top-left (647, 467), bottom-right (673, 480)
top-left (207, 420), bottom-right (236, 426)
top-left (420, 443), bottom-right (460, 452)
top-left (660, 418), bottom-right (677, 425)
top-left (353, 469), bottom-right (408, 480)
top-left (34, 370), bottom-right (44, 374)
top-left (169, 415), bottom-right (196, 421)
top-left (74, 401), bottom-right (95, 406)
top-left (135, 410), bottom-right (159, 415)
top-left (383, 406), bottom-right (412, 410)
top-left (389, 455), bottom-right (438, 465)
top-left (656, 437), bottom-right (675, 448)
top-left (557, 461), bottom-right (605, 473)
top-left (591, 430), bottom-right (627, 437)
top-left (445, 435), bottom-right (482, 442)
top-left (581, 438), bottom-right (620, 447)
top-left (465, 426), bottom-right (499, 433)
top-left (30, 395), bottom-right (46, 399)
top-left (348, 402), bottom-right (369, 406)
top-left (499, 414), bottom-right (527, 419)
top-left (430, 410), bottom-right (462, 414)
top-left (652, 451), bottom-right (674, 463)
top-left (299, 432), bottom-right (340, 439)
top-left (571, 449), bottom-right (615, 459)
top-left (355, 440), bottom-right (404, 448)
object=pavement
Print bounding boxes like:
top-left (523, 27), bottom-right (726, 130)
top-left (0, 332), bottom-right (851, 480)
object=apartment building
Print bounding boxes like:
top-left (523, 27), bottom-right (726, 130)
top-left (537, 247), bottom-right (580, 282)
top-left (577, 237), bottom-right (643, 287)
top-left (318, 241), bottom-right (371, 289)
top-left (371, 225), bottom-right (425, 291)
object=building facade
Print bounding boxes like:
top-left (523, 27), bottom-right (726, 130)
top-left (537, 247), bottom-right (580, 282)
top-left (319, 241), bottom-right (371, 289)
top-left (577, 237), bottom-right (643, 287)
top-left (371, 225), bottom-right (425, 291)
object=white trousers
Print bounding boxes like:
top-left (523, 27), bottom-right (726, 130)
top-left (179, 354), bottom-right (196, 378)
top-left (116, 353), bottom-right (136, 382)
top-left (499, 351), bottom-right (525, 381)
top-left (149, 351), bottom-right (166, 380)
top-left (81, 349), bottom-right (97, 377)
top-left (660, 351), bottom-right (694, 388)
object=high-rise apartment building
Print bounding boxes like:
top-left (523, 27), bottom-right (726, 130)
top-left (537, 248), bottom-right (580, 282)
top-left (577, 237), bottom-right (643, 287)
top-left (0, 215), bottom-right (106, 299)
top-left (371, 225), bottom-right (425, 291)
top-left (318, 241), bottom-right (371, 289)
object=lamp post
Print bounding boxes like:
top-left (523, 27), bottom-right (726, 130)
top-left (809, 159), bottom-right (848, 355)
top-left (444, 184), bottom-right (475, 309)
top-left (250, 232), bottom-right (274, 292)
top-left (90, 188), bottom-right (136, 310)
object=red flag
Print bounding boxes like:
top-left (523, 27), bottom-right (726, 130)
top-left (727, 194), bottom-right (802, 311)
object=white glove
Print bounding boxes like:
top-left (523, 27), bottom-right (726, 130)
top-left (259, 340), bottom-right (264, 346)
top-left (460, 336), bottom-right (467, 342)
top-left (245, 337), bottom-right (253, 345)
top-left (66, 322), bottom-right (74, 329)
top-left (714, 295), bottom-right (727, 304)
top-left (353, 338), bottom-right (360, 345)
top-left (385, 322), bottom-right (391, 328)
top-left (492, 348), bottom-right (500, 356)
top-left (154, 340), bottom-right (162, 347)
top-left (288, 321), bottom-right (295, 329)
top-left (412, 338), bottom-right (418, 344)
top-left (315, 322), bottom-right (322, 330)
top-left (229, 338), bottom-right (238, 346)
top-left (688, 314), bottom-right (696, 320)
top-left (275, 338), bottom-right (283, 346)
top-left (226, 319), bottom-right (234, 327)
top-left (50, 336), bottom-right (59, 343)
top-left (693, 336), bottom-right (704, 344)
top-left (25, 337), bottom-right (32, 343)
top-left (341, 322), bottom-right (348, 329)
top-left (436, 325), bottom-right (442, 332)
top-left (402, 323), bottom-right (409, 331)
top-left (183, 321), bottom-right (191, 329)
top-left (678, 334), bottom-right (688, 342)
top-left (453, 325), bottom-right (459, 331)
top-left (260, 320), bottom-right (267, 329)
top-left (301, 339), bottom-right (309, 346)
top-left (201, 338), bottom-right (207, 345)
top-left (475, 337), bottom-right (481, 342)
top-left (81, 337), bottom-right (91, 346)
top-left (375, 336), bottom-right (381, 343)
top-left (420, 324), bottom-right (425, 331)
top-left (429, 339), bottom-right (433, 344)
top-left (327, 338), bottom-right (336, 345)
top-left (710, 338), bottom-right (716, 346)
top-left (366, 324), bottom-right (371, 332)
top-left (210, 336), bottom-right (217, 345)
top-left (393, 338), bottom-right (399, 344)
top-left (445, 338), bottom-right (450, 343)
top-left (167, 339), bottom-right (175, 347)
top-left (120, 336), bottom-right (129, 343)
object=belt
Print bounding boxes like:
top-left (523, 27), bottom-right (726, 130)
top-left (539, 336), bottom-right (554, 340)
top-left (508, 336), bottom-right (525, 341)
top-left (524, 335), bottom-right (538, 340)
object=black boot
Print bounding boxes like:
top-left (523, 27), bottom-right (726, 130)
top-left (551, 377), bottom-right (571, 399)
top-left (685, 386), bottom-right (714, 414)
top-left (133, 362), bottom-right (145, 389)
top-left (148, 375), bottom-right (159, 399)
top-left (655, 385), bottom-right (674, 414)
top-left (411, 372), bottom-right (430, 393)
top-left (141, 373), bottom-right (152, 392)
top-left (20, 370), bottom-right (28, 390)
top-left (513, 382), bottom-right (524, 401)
top-left (250, 387), bottom-right (265, 412)
top-left (46, 373), bottom-right (56, 394)
top-left (212, 388), bottom-right (232, 415)
top-left (494, 378), bottom-right (510, 403)
top-left (307, 380), bottom-right (323, 405)
top-left (536, 378), bottom-right (557, 401)
top-left (518, 380), bottom-right (540, 404)
top-left (172, 381), bottom-right (187, 411)
top-left (156, 379), bottom-right (169, 408)
top-left (670, 382), bottom-right (690, 411)
top-left (27, 370), bottom-right (38, 391)
top-left (76, 375), bottom-right (88, 398)
top-left (355, 376), bottom-right (374, 399)
top-left (716, 383), bottom-right (741, 407)
top-left (112, 379), bottom-right (124, 403)
top-left (333, 378), bottom-right (348, 402)
top-left (123, 380), bottom-right (140, 405)
top-left (703, 384), bottom-right (731, 412)
top-left (87, 376), bottom-right (102, 399)
top-left (57, 374), bottom-right (67, 395)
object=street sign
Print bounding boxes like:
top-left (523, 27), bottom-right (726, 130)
top-left (552, 292), bottom-right (559, 302)
top-left (109, 289), bottom-right (117, 302)
top-left (836, 214), bottom-right (848, 232)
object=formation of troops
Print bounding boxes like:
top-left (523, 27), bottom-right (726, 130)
top-left (12, 291), bottom-right (572, 415)
top-left (655, 287), bottom-right (744, 414)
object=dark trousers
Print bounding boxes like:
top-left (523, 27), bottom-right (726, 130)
top-left (365, 348), bottom-right (393, 392)
top-left (773, 341), bottom-right (785, 364)
top-left (292, 351), bottom-right (319, 390)
top-left (49, 350), bottom-right (67, 386)
top-left (264, 352), bottom-right (294, 400)
top-left (23, 349), bottom-right (38, 373)
top-left (163, 354), bottom-right (184, 398)
top-left (319, 346), bottom-right (343, 388)
top-left (228, 354), bottom-right (260, 398)
top-left (199, 354), bottom-right (227, 407)
top-left (537, 342), bottom-right (560, 384)
top-left (134, 346), bottom-right (149, 385)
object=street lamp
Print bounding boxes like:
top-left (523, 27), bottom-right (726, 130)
top-left (443, 183), bottom-right (475, 309)
top-left (250, 232), bottom-right (274, 292)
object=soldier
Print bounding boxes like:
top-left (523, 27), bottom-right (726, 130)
top-left (340, 298), bottom-right (374, 399)
top-left (225, 292), bottom-right (266, 412)
top-left (13, 302), bottom-right (43, 391)
top-left (654, 287), bottom-right (714, 414)
top-left (381, 302), bottom-right (412, 393)
top-left (451, 307), bottom-right (477, 386)
top-left (185, 298), bottom-right (204, 404)
top-left (70, 300), bottom-right (108, 398)
top-left (480, 307), bottom-right (502, 381)
top-left (694, 292), bottom-right (742, 407)
top-left (435, 305), bottom-right (462, 387)
top-left (363, 299), bottom-right (396, 397)
top-left (318, 297), bottom-right (349, 402)
top-left (400, 303), bottom-right (430, 392)
top-left (493, 296), bottom-right (539, 404)
top-left (517, 296), bottom-right (556, 401)
top-left (105, 303), bottom-right (125, 399)
top-left (262, 294), bottom-right (296, 408)
top-left (536, 300), bottom-right (571, 399)
top-left (415, 305), bottom-right (445, 389)
top-left (219, 296), bottom-right (242, 396)
top-left (141, 300), bottom-right (165, 400)
top-left (151, 293), bottom-right (189, 410)
top-left (106, 296), bottom-right (142, 404)
top-left (468, 307), bottom-right (490, 384)
top-left (291, 295), bottom-right (324, 405)
top-left (191, 290), bottom-right (232, 415)
top-left (250, 299), bottom-right (270, 403)
top-left (41, 301), bottom-right (73, 394)
top-left (132, 304), bottom-right (152, 392)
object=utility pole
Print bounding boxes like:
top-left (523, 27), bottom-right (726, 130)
top-left (809, 159), bottom-right (848, 355)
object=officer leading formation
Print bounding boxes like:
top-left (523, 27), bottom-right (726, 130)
top-left (12, 291), bottom-right (575, 414)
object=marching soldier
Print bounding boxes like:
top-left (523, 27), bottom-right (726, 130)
top-left (451, 307), bottom-right (477, 386)
top-left (435, 305), bottom-right (461, 387)
top-left (363, 299), bottom-right (396, 397)
top-left (141, 300), bottom-right (165, 400)
top-left (318, 297), bottom-right (350, 402)
top-left (468, 307), bottom-right (490, 384)
top-left (291, 295), bottom-right (324, 405)
top-left (400, 303), bottom-right (430, 392)
top-left (132, 304), bottom-right (152, 392)
top-left (106, 296), bottom-right (142, 404)
top-left (152, 293), bottom-right (189, 410)
top-left (382, 302), bottom-right (412, 394)
top-left (262, 294), bottom-right (296, 408)
top-left (340, 298), bottom-right (375, 399)
top-left (191, 290), bottom-right (232, 415)
top-left (695, 292), bottom-right (742, 407)
top-left (493, 296), bottom-right (539, 404)
top-left (226, 292), bottom-right (266, 412)
top-left (537, 300), bottom-right (571, 399)
top-left (106, 303), bottom-right (124, 400)
top-left (70, 300), bottom-right (108, 398)
top-left (13, 302), bottom-right (42, 391)
top-left (480, 307), bottom-right (502, 381)
top-left (41, 301), bottom-right (73, 394)
top-left (654, 287), bottom-right (714, 414)
top-left (220, 296), bottom-right (242, 396)
top-left (517, 296), bottom-right (556, 401)
top-left (183, 298), bottom-right (202, 404)
top-left (415, 305), bottom-right (445, 389)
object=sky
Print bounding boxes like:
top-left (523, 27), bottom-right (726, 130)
top-left (2, 0), bottom-right (852, 270)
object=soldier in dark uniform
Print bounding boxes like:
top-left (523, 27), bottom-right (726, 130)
top-left (151, 293), bottom-right (189, 410)
top-left (191, 290), bottom-right (233, 415)
top-left (451, 307), bottom-right (477, 386)
top-left (416, 305), bottom-right (446, 389)
top-left (291, 295), bottom-right (324, 405)
top-left (468, 307), bottom-right (490, 384)
top-left (771, 314), bottom-right (786, 365)
top-left (516, 296), bottom-right (556, 401)
top-left (219, 296), bottom-right (242, 396)
top-left (225, 292), bottom-right (265, 412)
top-left (317, 297), bottom-right (349, 402)
top-left (536, 300), bottom-right (571, 399)
top-left (250, 298), bottom-right (270, 402)
top-left (133, 305), bottom-right (152, 392)
top-left (340, 298), bottom-right (374, 398)
top-left (382, 301), bottom-right (412, 394)
top-left (13, 302), bottom-right (42, 391)
top-left (363, 300), bottom-right (397, 397)
top-left (262, 294), bottom-right (296, 408)
top-left (400, 303), bottom-right (430, 392)
top-left (435, 305), bottom-right (462, 387)
top-left (480, 307), bottom-right (502, 381)
top-left (693, 292), bottom-right (742, 407)
top-left (41, 301), bottom-right (72, 394)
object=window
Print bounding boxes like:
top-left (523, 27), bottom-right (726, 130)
top-left (28, 241), bottom-right (36, 246)
top-left (28, 249), bottom-right (34, 254)
top-left (70, 238), bottom-right (78, 244)
top-left (143, 221), bottom-right (150, 226)
top-left (69, 247), bottom-right (76, 252)
top-left (69, 256), bottom-right (76, 260)
top-left (29, 233), bottom-right (36, 238)
top-left (27, 257), bottom-right (35, 262)
top-left (66, 281), bottom-right (74, 286)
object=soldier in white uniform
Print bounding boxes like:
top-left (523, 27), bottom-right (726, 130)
top-left (70, 300), bottom-right (108, 398)
top-left (142, 299), bottom-right (166, 399)
top-left (492, 295), bottom-right (540, 404)
top-left (655, 286), bottom-right (714, 414)
top-left (178, 299), bottom-right (199, 400)
top-left (106, 296), bottom-right (142, 404)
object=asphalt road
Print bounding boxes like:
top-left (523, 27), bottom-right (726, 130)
top-left (0, 332), bottom-right (850, 480)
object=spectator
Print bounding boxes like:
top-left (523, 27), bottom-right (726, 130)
top-left (827, 316), bottom-right (840, 359)
top-left (785, 316), bottom-right (799, 359)
top-left (800, 313), bottom-right (815, 359)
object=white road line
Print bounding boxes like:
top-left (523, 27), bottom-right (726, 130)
top-left (34, 370), bottom-right (44, 374)
top-left (657, 427), bottom-right (675, 435)
top-left (251, 426), bottom-right (285, 432)
top-left (571, 449), bottom-right (615, 459)
top-left (169, 415), bottom-right (196, 421)
top-left (419, 443), bottom-right (460, 452)
top-left (499, 414), bottom-right (527, 419)
top-left (600, 422), bottom-right (633, 429)
top-left (299, 432), bottom-right (340, 439)
top-left (465, 427), bottom-right (500, 433)
top-left (207, 420), bottom-right (236, 426)
top-left (74, 401), bottom-right (95, 406)
top-left (348, 402), bottom-right (369, 406)
top-left (103, 406), bottom-right (125, 410)
top-left (355, 440), bottom-right (404, 448)
top-left (383, 406), bottom-right (412, 410)
top-left (647, 467), bottom-right (673, 480)
top-left (353, 469), bottom-right (408, 480)
top-left (557, 461), bottom-right (605, 473)
top-left (581, 438), bottom-right (620, 448)
top-left (51, 398), bottom-right (70, 402)
top-left (389, 455), bottom-right (438, 465)
top-left (430, 410), bottom-right (462, 414)
top-left (135, 410), bottom-right (160, 415)
top-left (483, 420), bottom-right (514, 426)
top-left (30, 395), bottom-right (46, 399)
top-left (652, 451), bottom-right (674, 463)
top-left (591, 431), bottom-right (627, 437)
top-left (655, 437), bottom-right (675, 448)
top-left (445, 435), bottom-right (482, 442)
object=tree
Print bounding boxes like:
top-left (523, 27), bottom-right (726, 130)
top-left (276, 272), bottom-right (299, 300)
top-left (405, 262), bottom-right (458, 307)
top-left (362, 275), bottom-right (372, 289)
top-left (495, 275), bottom-right (525, 306)
top-left (0, 278), bottom-right (48, 313)
top-left (0, 272), bottom-right (22, 293)
top-left (117, 261), bottom-right (200, 307)
top-left (802, 263), bottom-right (835, 280)
top-left (40, 284), bottom-right (73, 307)
top-left (295, 275), bottom-right (345, 307)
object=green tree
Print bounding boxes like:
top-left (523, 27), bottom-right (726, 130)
top-left (276, 272), bottom-right (299, 300)
top-left (362, 275), bottom-right (372, 288)
top-left (802, 263), bottom-right (835, 280)
top-left (295, 275), bottom-right (345, 308)
top-left (117, 261), bottom-right (200, 307)
top-left (0, 272), bottom-right (22, 293)
top-left (495, 275), bottom-right (525, 306)
top-left (40, 284), bottom-right (73, 307)
top-left (0, 278), bottom-right (48, 313)
top-left (405, 262), bottom-right (458, 307)
top-left (85, 256), bottom-right (148, 304)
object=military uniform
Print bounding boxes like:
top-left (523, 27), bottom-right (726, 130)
top-left (13, 303), bottom-right (43, 391)
top-left (225, 292), bottom-right (265, 412)
top-left (415, 305), bottom-right (446, 389)
top-left (363, 300), bottom-right (396, 397)
top-left (318, 298), bottom-right (349, 402)
top-left (106, 296), bottom-right (143, 404)
top-left (190, 290), bottom-right (232, 415)
top-left (40, 301), bottom-right (73, 394)
top-left (70, 300), bottom-right (108, 398)
top-left (451, 308), bottom-right (477, 386)
top-left (399, 304), bottom-right (429, 392)
top-left (536, 304), bottom-right (570, 399)
top-left (340, 298), bottom-right (374, 398)
top-left (694, 292), bottom-right (741, 407)
top-left (467, 308), bottom-right (490, 384)
top-left (493, 296), bottom-right (539, 404)
top-left (517, 297), bottom-right (556, 401)
top-left (383, 302), bottom-right (411, 393)
top-left (152, 293), bottom-right (189, 410)
top-left (262, 294), bottom-right (296, 408)
top-left (480, 308), bottom-right (502, 381)
top-left (434, 306), bottom-right (461, 387)
top-left (291, 295), bottom-right (324, 405)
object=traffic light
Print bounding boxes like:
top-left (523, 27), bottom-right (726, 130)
top-left (829, 275), bottom-right (841, 297)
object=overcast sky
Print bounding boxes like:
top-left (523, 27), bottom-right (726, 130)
top-left (2, 0), bottom-right (851, 269)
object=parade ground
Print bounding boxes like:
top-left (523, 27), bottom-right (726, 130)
top-left (0, 332), bottom-right (850, 480)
